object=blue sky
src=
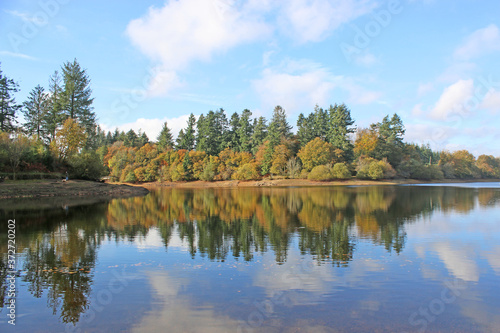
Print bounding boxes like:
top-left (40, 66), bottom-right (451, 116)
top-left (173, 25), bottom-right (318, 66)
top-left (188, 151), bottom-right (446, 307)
top-left (1, 0), bottom-right (499, 156)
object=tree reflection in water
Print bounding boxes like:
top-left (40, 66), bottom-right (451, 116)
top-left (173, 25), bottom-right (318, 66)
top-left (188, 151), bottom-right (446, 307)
top-left (1, 185), bottom-right (499, 324)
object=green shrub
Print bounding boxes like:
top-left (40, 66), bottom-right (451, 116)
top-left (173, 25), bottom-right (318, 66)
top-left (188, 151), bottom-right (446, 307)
top-left (123, 171), bottom-right (137, 183)
top-left (308, 165), bottom-right (333, 181)
top-left (232, 163), bottom-right (260, 180)
top-left (200, 161), bottom-right (217, 181)
top-left (68, 151), bottom-right (106, 180)
top-left (355, 156), bottom-right (376, 179)
top-left (368, 162), bottom-right (384, 180)
top-left (332, 163), bottom-right (351, 180)
top-left (378, 159), bottom-right (397, 179)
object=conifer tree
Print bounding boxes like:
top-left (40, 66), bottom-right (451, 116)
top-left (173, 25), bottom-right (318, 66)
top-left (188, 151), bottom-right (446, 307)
top-left (0, 64), bottom-right (20, 132)
top-left (60, 59), bottom-right (96, 134)
top-left (157, 121), bottom-right (174, 150)
top-left (266, 105), bottom-right (291, 147)
top-left (251, 116), bottom-right (267, 154)
top-left (237, 109), bottom-right (253, 153)
top-left (23, 85), bottom-right (49, 138)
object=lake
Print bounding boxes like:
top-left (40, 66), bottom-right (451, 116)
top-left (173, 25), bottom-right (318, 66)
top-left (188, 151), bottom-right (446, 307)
top-left (1, 184), bottom-right (500, 332)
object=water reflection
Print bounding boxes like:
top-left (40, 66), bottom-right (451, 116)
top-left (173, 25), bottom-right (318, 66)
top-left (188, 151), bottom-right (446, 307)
top-left (1, 185), bottom-right (499, 329)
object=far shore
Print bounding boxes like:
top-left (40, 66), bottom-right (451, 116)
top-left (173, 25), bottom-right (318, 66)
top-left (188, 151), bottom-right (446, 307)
top-left (135, 178), bottom-right (500, 189)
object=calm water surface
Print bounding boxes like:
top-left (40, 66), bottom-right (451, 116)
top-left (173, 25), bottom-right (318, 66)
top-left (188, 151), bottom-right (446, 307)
top-left (1, 184), bottom-right (500, 332)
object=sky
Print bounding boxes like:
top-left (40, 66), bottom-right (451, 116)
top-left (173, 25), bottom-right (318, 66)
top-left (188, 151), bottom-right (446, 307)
top-left (1, 0), bottom-right (500, 156)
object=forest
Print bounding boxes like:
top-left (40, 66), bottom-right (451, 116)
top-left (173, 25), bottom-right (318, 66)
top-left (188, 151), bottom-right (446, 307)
top-left (1, 60), bottom-right (500, 182)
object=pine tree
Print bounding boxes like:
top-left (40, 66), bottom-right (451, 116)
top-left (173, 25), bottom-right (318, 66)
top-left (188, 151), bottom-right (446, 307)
top-left (43, 71), bottom-right (65, 142)
top-left (237, 109), bottom-right (253, 153)
top-left (176, 129), bottom-right (186, 150)
top-left (195, 114), bottom-right (206, 151)
top-left (214, 108), bottom-right (229, 152)
top-left (251, 116), bottom-right (267, 154)
top-left (23, 85), bottom-right (49, 138)
top-left (373, 113), bottom-right (405, 167)
top-left (0, 64), bottom-right (21, 132)
top-left (137, 130), bottom-right (149, 147)
top-left (157, 121), bottom-right (174, 150)
top-left (267, 105), bottom-right (291, 147)
top-left (296, 113), bottom-right (314, 147)
top-left (228, 112), bottom-right (240, 151)
top-left (60, 59), bottom-right (96, 133)
top-left (124, 129), bottom-right (138, 147)
top-left (312, 105), bottom-right (328, 140)
top-left (327, 103), bottom-right (356, 163)
top-left (179, 113), bottom-right (196, 150)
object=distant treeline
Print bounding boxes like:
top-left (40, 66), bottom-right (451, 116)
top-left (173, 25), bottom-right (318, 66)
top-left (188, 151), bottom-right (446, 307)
top-left (1, 61), bottom-right (499, 181)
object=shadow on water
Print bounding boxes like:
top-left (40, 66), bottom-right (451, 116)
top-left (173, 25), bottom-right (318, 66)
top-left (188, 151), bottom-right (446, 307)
top-left (1, 185), bottom-right (500, 325)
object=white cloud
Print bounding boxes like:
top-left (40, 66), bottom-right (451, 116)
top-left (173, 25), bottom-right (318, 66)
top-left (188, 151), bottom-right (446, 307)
top-left (278, 0), bottom-right (377, 43)
top-left (0, 50), bottom-right (37, 61)
top-left (454, 24), bottom-right (500, 60)
top-left (126, 0), bottom-right (270, 95)
top-left (433, 242), bottom-right (479, 282)
top-left (253, 63), bottom-right (336, 114)
top-left (484, 247), bottom-right (500, 275)
top-left (132, 272), bottom-right (241, 333)
top-left (101, 114), bottom-right (192, 142)
top-left (411, 103), bottom-right (424, 116)
top-left (480, 89), bottom-right (500, 114)
top-left (4, 9), bottom-right (43, 24)
top-left (404, 122), bottom-right (466, 150)
top-left (344, 80), bottom-right (381, 105)
top-left (253, 59), bottom-right (380, 115)
top-left (353, 52), bottom-right (378, 67)
top-left (417, 82), bottom-right (434, 97)
top-left (126, 0), bottom-right (378, 95)
top-left (430, 79), bottom-right (474, 120)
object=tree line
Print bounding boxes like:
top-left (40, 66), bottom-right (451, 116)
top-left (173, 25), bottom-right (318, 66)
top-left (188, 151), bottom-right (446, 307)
top-left (1, 60), bottom-right (499, 181)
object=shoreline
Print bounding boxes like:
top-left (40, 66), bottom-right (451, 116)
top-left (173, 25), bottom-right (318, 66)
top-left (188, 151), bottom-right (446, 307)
top-left (0, 179), bottom-right (149, 200)
top-left (137, 178), bottom-right (500, 189)
top-left (2, 178), bottom-right (498, 201)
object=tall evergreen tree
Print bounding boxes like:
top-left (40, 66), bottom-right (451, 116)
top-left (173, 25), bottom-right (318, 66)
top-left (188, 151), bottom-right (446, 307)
top-left (0, 64), bottom-right (20, 132)
top-left (327, 103), bottom-right (356, 163)
top-left (124, 129), bottom-right (138, 147)
top-left (157, 121), bottom-right (174, 150)
top-left (22, 85), bottom-right (49, 138)
top-left (296, 113), bottom-right (314, 147)
top-left (137, 130), bottom-right (149, 147)
top-left (251, 116), bottom-right (267, 154)
top-left (237, 109), bottom-right (253, 153)
top-left (176, 129), bottom-right (185, 150)
top-left (195, 114), bottom-right (206, 151)
top-left (60, 59), bottom-right (96, 133)
top-left (228, 112), bottom-right (240, 151)
top-left (178, 113), bottom-right (196, 150)
top-left (214, 108), bottom-right (229, 152)
top-left (43, 71), bottom-right (65, 142)
top-left (373, 113), bottom-right (406, 167)
top-left (312, 105), bottom-right (328, 140)
top-left (266, 105), bottom-right (292, 147)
